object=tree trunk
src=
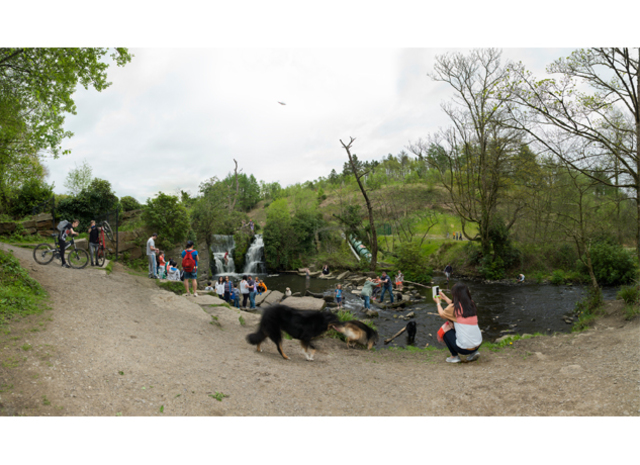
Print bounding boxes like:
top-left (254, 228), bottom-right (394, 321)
top-left (340, 137), bottom-right (378, 270)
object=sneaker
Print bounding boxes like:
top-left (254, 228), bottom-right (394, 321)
top-left (184, 293), bottom-right (189, 297)
top-left (466, 351), bottom-right (480, 362)
top-left (446, 355), bottom-right (461, 363)
top-left (193, 293), bottom-right (198, 297)
top-left (61, 263), bottom-right (70, 268)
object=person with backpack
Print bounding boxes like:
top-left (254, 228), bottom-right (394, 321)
top-left (147, 233), bottom-right (159, 278)
top-left (58, 219), bottom-right (80, 268)
top-left (181, 240), bottom-right (199, 297)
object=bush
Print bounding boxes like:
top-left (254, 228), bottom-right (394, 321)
top-left (617, 284), bottom-right (639, 305)
top-left (142, 192), bottom-right (189, 249)
top-left (550, 269), bottom-right (567, 285)
top-left (573, 286), bottom-right (604, 332)
top-left (56, 178), bottom-right (120, 230)
top-left (120, 196), bottom-right (142, 212)
top-left (479, 255), bottom-right (505, 280)
top-left (8, 178), bottom-right (54, 219)
top-left (394, 241), bottom-right (433, 284)
top-left (578, 241), bottom-right (638, 286)
top-left (0, 249), bottom-right (47, 325)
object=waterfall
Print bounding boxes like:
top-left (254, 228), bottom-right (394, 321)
top-left (210, 235), bottom-right (236, 275)
top-left (242, 234), bottom-right (266, 275)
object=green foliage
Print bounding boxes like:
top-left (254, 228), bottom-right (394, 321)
top-left (617, 284), bottom-right (639, 306)
top-left (64, 159), bottom-right (93, 195)
top-left (0, 48), bottom-right (132, 159)
top-left (0, 249), bottom-right (47, 326)
top-left (550, 269), bottom-right (567, 285)
top-left (392, 241), bottom-right (433, 284)
top-left (263, 199), bottom-right (324, 271)
top-left (156, 280), bottom-right (186, 295)
top-left (232, 232), bottom-right (253, 271)
top-left (56, 178), bottom-right (120, 230)
top-left (209, 392), bottom-right (229, 401)
top-left (7, 178), bottom-right (54, 219)
top-left (572, 286), bottom-right (604, 332)
top-left (120, 196), bottom-right (142, 212)
top-left (478, 255), bottom-right (505, 280)
top-left (142, 192), bottom-right (189, 249)
top-left (578, 240), bottom-right (637, 286)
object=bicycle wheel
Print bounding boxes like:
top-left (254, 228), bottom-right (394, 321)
top-left (33, 243), bottom-right (55, 265)
top-left (102, 221), bottom-right (114, 242)
top-left (95, 247), bottom-right (106, 267)
top-left (67, 248), bottom-right (89, 269)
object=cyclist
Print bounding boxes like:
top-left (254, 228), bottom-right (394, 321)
top-left (59, 219), bottom-right (80, 268)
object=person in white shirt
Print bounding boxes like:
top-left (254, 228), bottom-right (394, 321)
top-left (215, 277), bottom-right (225, 299)
top-left (146, 233), bottom-right (159, 278)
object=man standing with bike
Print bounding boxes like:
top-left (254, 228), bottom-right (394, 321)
top-left (147, 233), bottom-right (159, 279)
top-left (88, 220), bottom-right (101, 266)
top-left (59, 219), bottom-right (80, 268)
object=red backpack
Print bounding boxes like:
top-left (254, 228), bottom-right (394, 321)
top-left (182, 250), bottom-right (196, 272)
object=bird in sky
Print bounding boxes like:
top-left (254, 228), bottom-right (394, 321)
top-left (278, 101), bottom-right (286, 105)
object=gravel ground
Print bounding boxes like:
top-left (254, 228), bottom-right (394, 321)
top-left (1, 241), bottom-right (639, 416)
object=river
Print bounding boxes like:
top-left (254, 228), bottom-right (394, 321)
top-left (257, 273), bottom-right (620, 349)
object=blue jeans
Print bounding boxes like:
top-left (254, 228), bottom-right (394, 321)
top-left (380, 286), bottom-right (394, 303)
top-left (363, 295), bottom-right (370, 309)
top-left (249, 291), bottom-right (256, 308)
top-left (148, 253), bottom-right (157, 277)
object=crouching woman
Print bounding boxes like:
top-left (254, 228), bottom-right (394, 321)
top-left (434, 282), bottom-right (482, 363)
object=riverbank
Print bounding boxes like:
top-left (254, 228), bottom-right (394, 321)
top-left (0, 241), bottom-right (638, 417)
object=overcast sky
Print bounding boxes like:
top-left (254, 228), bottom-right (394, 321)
top-left (40, 47), bottom-right (579, 202)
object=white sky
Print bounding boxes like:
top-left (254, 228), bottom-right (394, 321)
top-left (4, 1), bottom-right (633, 203)
top-left (41, 47), bottom-right (576, 202)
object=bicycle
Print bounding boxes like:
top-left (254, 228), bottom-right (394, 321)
top-left (33, 234), bottom-right (90, 269)
top-left (94, 220), bottom-right (115, 267)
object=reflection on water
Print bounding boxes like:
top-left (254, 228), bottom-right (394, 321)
top-left (259, 273), bottom-right (620, 349)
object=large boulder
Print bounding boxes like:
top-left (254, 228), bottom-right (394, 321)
top-left (279, 296), bottom-right (326, 311)
top-left (21, 219), bottom-right (37, 229)
top-left (254, 290), bottom-right (272, 306)
top-left (336, 271), bottom-right (350, 280)
top-left (262, 290), bottom-right (284, 306)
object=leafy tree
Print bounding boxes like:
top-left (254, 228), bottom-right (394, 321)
top-left (142, 193), bottom-right (189, 249)
top-left (8, 178), bottom-right (53, 219)
top-left (64, 159), bottom-right (93, 195)
top-left (56, 178), bottom-right (120, 228)
top-left (0, 48), bottom-right (132, 158)
top-left (502, 47), bottom-right (640, 261)
top-left (120, 196), bottom-right (142, 212)
top-left (409, 48), bottom-right (524, 260)
top-left (578, 239), bottom-right (638, 286)
top-left (263, 199), bottom-right (295, 270)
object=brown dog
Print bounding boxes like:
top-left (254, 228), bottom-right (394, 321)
top-left (330, 320), bottom-right (378, 350)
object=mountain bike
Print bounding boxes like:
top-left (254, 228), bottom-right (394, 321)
top-left (94, 220), bottom-right (115, 267)
top-left (32, 235), bottom-right (90, 269)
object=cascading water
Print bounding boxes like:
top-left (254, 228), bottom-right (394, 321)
top-left (210, 235), bottom-right (236, 275)
top-left (242, 234), bottom-right (266, 275)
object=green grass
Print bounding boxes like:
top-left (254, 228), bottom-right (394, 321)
top-left (209, 392), bottom-right (229, 401)
top-left (156, 280), bottom-right (186, 295)
top-left (0, 249), bottom-right (48, 326)
top-left (105, 261), bottom-right (113, 275)
top-left (479, 333), bottom-right (543, 351)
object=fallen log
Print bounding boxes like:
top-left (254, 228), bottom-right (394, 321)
top-left (403, 280), bottom-right (431, 289)
top-left (384, 326), bottom-right (406, 345)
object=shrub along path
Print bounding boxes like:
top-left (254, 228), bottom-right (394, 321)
top-left (0, 241), bottom-right (638, 416)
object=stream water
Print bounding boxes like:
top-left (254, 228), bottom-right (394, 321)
top-left (256, 273), bottom-right (621, 349)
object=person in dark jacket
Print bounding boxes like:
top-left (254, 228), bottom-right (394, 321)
top-left (379, 271), bottom-right (394, 304)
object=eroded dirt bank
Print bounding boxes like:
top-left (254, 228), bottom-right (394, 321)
top-left (1, 242), bottom-right (638, 416)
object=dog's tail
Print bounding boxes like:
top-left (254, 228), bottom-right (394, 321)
top-left (246, 330), bottom-right (266, 346)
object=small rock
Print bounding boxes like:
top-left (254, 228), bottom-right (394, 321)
top-left (406, 312), bottom-right (415, 318)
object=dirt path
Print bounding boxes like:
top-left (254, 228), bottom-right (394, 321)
top-left (1, 242), bottom-right (638, 416)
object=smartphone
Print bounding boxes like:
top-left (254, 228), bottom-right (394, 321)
top-left (432, 286), bottom-right (440, 298)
